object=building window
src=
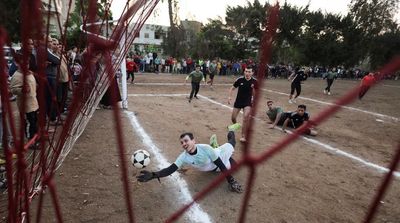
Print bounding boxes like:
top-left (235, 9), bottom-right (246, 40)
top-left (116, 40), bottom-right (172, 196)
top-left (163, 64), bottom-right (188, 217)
top-left (154, 31), bottom-right (163, 39)
top-left (135, 32), bottom-right (140, 38)
top-left (144, 33), bottom-right (149, 38)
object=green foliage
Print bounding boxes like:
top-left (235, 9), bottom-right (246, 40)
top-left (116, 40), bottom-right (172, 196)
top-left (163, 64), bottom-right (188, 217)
top-left (184, 0), bottom-right (399, 69)
top-left (369, 27), bottom-right (400, 69)
top-left (66, 0), bottom-right (112, 49)
top-left (161, 26), bottom-right (187, 58)
top-left (0, 0), bottom-right (21, 42)
top-left (349, 0), bottom-right (399, 69)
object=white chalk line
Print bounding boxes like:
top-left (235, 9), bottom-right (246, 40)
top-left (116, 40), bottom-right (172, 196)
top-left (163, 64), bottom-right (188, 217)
top-left (127, 93), bottom-right (400, 178)
top-left (125, 111), bottom-right (213, 223)
top-left (128, 93), bottom-right (400, 179)
top-left (133, 82), bottom-right (399, 122)
top-left (127, 93), bottom-right (187, 97)
top-left (196, 94), bottom-right (400, 179)
top-left (263, 89), bottom-right (399, 122)
top-left (382, 84), bottom-right (400, 88)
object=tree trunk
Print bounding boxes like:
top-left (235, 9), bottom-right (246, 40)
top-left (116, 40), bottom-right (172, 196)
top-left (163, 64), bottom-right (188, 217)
top-left (167, 0), bottom-right (175, 28)
top-left (167, 0), bottom-right (179, 56)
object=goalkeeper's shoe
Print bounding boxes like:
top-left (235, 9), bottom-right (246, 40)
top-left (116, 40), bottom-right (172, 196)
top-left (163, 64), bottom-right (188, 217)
top-left (209, 134), bottom-right (219, 149)
top-left (228, 123), bottom-right (241, 132)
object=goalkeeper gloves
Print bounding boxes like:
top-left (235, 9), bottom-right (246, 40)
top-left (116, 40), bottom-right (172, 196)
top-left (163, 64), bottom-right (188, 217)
top-left (137, 170), bottom-right (160, 182)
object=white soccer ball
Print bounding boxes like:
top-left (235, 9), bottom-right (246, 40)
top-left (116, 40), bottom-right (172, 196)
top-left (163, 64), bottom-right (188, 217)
top-left (131, 149), bottom-right (151, 168)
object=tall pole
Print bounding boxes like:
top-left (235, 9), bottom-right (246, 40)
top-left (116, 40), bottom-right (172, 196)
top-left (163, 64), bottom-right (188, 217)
top-left (120, 21), bottom-right (128, 109)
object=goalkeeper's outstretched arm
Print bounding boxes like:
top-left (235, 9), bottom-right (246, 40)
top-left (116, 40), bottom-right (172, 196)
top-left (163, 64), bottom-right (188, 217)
top-left (137, 164), bottom-right (178, 182)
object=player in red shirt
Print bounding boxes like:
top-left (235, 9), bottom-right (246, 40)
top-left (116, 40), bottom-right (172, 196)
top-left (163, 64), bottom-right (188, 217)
top-left (126, 57), bottom-right (137, 84)
top-left (359, 72), bottom-right (376, 99)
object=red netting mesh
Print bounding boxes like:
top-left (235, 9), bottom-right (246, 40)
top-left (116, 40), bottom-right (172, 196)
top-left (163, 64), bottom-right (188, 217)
top-left (0, 0), bottom-right (399, 222)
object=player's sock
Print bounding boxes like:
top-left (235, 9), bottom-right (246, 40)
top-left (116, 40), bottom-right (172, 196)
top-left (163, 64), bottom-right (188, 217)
top-left (227, 131), bottom-right (236, 147)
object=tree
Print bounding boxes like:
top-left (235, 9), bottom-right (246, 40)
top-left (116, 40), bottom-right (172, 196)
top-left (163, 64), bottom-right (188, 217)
top-left (0, 0), bottom-right (22, 43)
top-left (349, 0), bottom-right (400, 69)
top-left (65, 0), bottom-right (112, 49)
top-left (161, 26), bottom-right (187, 58)
top-left (274, 3), bottom-right (308, 64)
top-left (349, 0), bottom-right (399, 37)
top-left (369, 26), bottom-right (400, 69)
top-left (225, 0), bottom-right (267, 54)
top-left (160, 0), bottom-right (184, 57)
top-left (194, 19), bottom-right (239, 60)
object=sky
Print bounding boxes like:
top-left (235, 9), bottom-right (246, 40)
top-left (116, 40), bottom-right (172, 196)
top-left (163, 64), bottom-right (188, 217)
top-left (110, 0), bottom-right (399, 26)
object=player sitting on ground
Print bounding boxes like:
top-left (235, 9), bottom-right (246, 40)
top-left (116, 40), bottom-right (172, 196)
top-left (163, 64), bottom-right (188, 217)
top-left (281, 104), bottom-right (317, 136)
top-left (136, 124), bottom-right (243, 193)
top-left (266, 100), bottom-right (284, 129)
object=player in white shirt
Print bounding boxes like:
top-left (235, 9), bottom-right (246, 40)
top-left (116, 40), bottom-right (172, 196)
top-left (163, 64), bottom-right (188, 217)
top-left (137, 124), bottom-right (243, 193)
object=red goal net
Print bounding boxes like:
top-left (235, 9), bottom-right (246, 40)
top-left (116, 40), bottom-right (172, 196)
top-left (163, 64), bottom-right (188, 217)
top-left (0, 0), bottom-right (399, 222)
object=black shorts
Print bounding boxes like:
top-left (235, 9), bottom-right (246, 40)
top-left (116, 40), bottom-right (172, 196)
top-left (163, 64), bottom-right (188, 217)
top-left (234, 101), bottom-right (251, 109)
top-left (276, 114), bottom-right (287, 126)
top-left (209, 74), bottom-right (215, 80)
top-left (290, 82), bottom-right (301, 95)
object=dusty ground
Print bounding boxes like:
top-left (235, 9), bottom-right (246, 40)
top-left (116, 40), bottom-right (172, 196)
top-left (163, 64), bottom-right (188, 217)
top-left (32, 73), bottom-right (400, 222)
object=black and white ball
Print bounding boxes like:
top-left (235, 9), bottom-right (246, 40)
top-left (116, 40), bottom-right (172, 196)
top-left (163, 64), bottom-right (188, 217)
top-left (131, 150), bottom-right (151, 168)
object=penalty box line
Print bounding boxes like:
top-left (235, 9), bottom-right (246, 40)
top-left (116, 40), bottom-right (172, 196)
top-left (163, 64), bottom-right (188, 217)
top-left (128, 93), bottom-right (400, 179)
top-left (124, 110), bottom-right (213, 223)
top-left (134, 82), bottom-right (399, 122)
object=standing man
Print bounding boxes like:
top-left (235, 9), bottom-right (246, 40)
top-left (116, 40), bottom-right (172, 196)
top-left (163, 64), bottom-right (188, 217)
top-left (55, 42), bottom-right (70, 115)
top-left (201, 60), bottom-right (209, 83)
top-left (44, 36), bottom-right (61, 125)
top-left (207, 60), bottom-right (217, 87)
top-left (288, 67), bottom-right (308, 104)
top-left (228, 66), bottom-right (257, 142)
top-left (137, 125), bottom-right (243, 193)
top-left (323, 68), bottom-right (338, 95)
top-left (185, 64), bottom-right (205, 102)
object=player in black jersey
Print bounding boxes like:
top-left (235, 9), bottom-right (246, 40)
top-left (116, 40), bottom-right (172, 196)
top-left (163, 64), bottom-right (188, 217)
top-left (281, 104), bottom-right (317, 136)
top-left (288, 67), bottom-right (309, 104)
top-left (228, 67), bottom-right (257, 142)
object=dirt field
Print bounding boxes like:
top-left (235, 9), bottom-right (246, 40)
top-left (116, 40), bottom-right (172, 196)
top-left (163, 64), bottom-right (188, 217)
top-left (36, 73), bottom-right (400, 222)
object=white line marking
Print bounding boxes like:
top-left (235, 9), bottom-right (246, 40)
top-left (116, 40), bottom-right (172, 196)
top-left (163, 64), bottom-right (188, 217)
top-left (263, 89), bottom-right (399, 122)
top-left (135, 83), bottom-right (231, 86)
top-left (133, 82), bottom-right (399, 122)
top-left (125, 111), bottom-right (213, 223)
top-left (135, 83), bottom-right (187, 86)
top-left (383, 84), bottom-right (400, 88)
top-left (299, 136), bottom-right (400, 178)
top-left (127, 93), bottom-right (187, 97)
top-left (196, 94), bottom-right (400, 179)
top-left (127, 93), bottom-right (400, 178)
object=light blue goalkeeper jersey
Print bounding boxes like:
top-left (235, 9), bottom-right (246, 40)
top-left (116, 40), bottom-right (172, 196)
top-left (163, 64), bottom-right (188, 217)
top-left (174, 144), bottom-right (218, 171)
